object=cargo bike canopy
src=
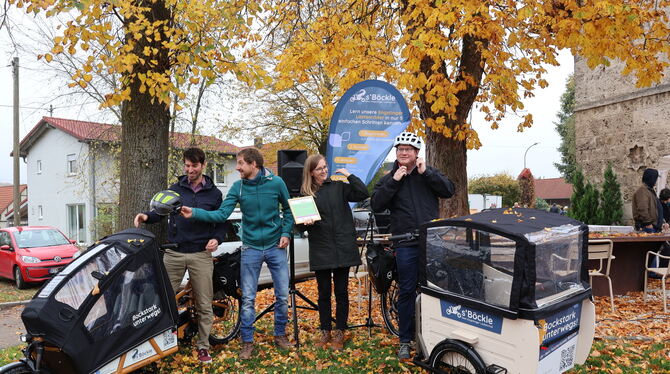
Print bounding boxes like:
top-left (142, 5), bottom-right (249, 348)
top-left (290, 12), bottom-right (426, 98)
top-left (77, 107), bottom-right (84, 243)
top-left (21, 229), bottom-right (177, 374)
top-left (420, 208), bottom-right (590, 320)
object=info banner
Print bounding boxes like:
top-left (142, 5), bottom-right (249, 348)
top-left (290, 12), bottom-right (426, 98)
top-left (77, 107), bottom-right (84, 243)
top-left (326, 80), bottom-right (410, 185)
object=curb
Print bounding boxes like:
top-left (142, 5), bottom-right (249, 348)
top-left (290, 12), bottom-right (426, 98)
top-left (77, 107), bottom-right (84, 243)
top-left (0, 300), bottom-right (30, 310)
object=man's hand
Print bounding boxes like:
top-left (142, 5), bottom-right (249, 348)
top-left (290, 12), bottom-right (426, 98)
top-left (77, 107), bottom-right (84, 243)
top-left (393, 166), bottom-right (408, 181)
top-left (180, 206), bottom-right (193, 219)
top-left (303, 218), bottom-right (315, 226)
top-left (335, 168), bottom-right (351, 177)
top-left (417, 157), bottom-right (426, 174)
top-left (134, 213), bottom-right (148, 228)
top-left (278, 236), bottom-right (289, 248)
top-left (206, 238), bottom-right (219, 252)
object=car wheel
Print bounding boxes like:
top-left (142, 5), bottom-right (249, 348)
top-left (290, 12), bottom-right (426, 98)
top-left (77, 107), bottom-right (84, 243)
top-left (14, 267), bottom-right (26, 290)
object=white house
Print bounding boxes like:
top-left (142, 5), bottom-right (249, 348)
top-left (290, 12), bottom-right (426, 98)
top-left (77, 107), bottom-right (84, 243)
top-left (18, 117), bottom-right (240, 244)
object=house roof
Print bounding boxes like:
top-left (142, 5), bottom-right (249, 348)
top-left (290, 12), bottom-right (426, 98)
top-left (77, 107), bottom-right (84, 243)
top-left (535, 177), bottom-right (573, 199)
top-left (17, 117), bottom-right (240, 157)
top-left (0, 185), bottom-right (27, 213)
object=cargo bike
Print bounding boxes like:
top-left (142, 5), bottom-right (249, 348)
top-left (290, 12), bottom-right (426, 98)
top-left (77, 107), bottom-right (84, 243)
top-left (0, 228), bottom-right (242, 374)
top-left (399, 208), bottom-right (596, 374)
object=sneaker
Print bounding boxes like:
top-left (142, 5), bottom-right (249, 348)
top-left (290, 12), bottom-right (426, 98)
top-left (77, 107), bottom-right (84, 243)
top-left (197, 348), bottom-right (212, 363)
top-left (330, 329), bottom-right (345, 351)
top-left (314, 329), bottom-right (331, 349)
top-left (239, 342), bottom-right (254, 360)
top-left (274, 335), bottom-right (293, 350)
top-left (398, 343), bottom-right (411, 361)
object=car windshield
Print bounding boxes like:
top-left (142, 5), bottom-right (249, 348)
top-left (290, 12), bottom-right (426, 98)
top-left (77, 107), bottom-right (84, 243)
top-left (15, 229), bottom-right (70, 248)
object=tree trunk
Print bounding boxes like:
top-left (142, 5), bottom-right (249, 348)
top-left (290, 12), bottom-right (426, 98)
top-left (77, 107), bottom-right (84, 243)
top-left (118, 0), bottom-right (171, 243)
top-left (426, 128), bottom-right (468, 217)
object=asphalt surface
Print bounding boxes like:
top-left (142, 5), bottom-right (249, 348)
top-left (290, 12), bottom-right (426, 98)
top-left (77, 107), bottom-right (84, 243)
top-left (0, 305), bottom-right (26, 349)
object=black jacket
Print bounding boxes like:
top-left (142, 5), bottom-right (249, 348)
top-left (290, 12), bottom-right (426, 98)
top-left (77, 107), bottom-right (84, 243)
top-left (371, 161), bottom-right (455, 245)
top-left (299, 175), bottom-right (369, 271)
top-left (144, 175), bottom-right (226, 253)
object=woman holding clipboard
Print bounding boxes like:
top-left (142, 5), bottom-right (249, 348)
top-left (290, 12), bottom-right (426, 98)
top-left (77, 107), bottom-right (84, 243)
top-left (297, 154), bottom-right (368, 351)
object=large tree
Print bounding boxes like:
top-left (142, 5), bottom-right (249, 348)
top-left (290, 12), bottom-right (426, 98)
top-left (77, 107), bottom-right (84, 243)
top-left (265, 0), bottom-right (670, 217)
top-left (20, 0), bottom-right (265, 234)
top-left (554, 75), bottom-right (577, 182)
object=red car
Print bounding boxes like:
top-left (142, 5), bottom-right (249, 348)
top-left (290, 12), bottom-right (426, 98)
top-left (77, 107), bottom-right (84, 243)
top-left (0, 226), bottom-right (79, 289)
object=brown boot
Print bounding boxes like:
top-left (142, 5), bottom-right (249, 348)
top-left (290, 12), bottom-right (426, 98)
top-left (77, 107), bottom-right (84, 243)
top-left (330, 329), bottom-right (345, 351)
top-left (274, 335), bottom-right (293, 350)
top-left (239, 342), bottom-right (254, 360)
top-left (314, 329), bottom-right (331, 349)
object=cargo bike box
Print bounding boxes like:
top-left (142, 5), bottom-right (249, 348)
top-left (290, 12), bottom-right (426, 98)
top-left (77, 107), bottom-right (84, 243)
top-left (414, 208), bottom-right (595, 374)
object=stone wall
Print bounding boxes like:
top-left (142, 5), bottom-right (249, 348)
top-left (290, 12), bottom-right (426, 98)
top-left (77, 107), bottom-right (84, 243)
top-left (574, 55), bottom-right (670, 223)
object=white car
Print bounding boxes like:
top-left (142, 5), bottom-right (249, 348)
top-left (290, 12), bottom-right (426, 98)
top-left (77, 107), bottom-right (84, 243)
top-left (212, 209), bottom-right (312, 288)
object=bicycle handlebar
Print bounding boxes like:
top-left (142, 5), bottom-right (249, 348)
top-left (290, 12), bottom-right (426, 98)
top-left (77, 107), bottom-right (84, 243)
top-left (388, 231), bottom-right (419, 242)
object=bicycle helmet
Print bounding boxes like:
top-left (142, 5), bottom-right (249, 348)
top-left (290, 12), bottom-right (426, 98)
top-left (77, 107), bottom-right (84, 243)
top-left (150, 190), bottom-right (182, 216)
top-left (393, 131), bottom-right (422, 150)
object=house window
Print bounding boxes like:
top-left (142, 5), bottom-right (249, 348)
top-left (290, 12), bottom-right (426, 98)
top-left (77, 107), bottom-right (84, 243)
top-left (38, 205), bottom-right (43, 220)
top-left (37, 160), bottom-right (42, 174)
top-left (67, 154), bottom-right (77, 175)
top-left (211, 163), bottom-right (227, 186)
top-left (67, 204), bottom-right (86, 243)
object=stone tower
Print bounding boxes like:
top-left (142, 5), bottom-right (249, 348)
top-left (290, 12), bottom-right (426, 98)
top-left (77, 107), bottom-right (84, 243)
top-left (574, 56), bottom-right (670, 223)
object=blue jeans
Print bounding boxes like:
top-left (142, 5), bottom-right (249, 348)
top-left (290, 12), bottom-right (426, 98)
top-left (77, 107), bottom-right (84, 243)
top-left (240, 246), bottom-right (289, 343)
top-left (396, 245), bottom-right (419, 343)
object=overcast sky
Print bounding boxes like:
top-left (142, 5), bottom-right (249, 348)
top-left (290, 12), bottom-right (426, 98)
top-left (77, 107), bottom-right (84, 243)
top-left (0, 10), bottom-right (573, 184)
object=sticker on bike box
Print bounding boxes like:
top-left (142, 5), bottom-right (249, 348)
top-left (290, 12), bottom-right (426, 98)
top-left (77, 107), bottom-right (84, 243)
top-left (156, 329), bottom-right (178, 351)
top-left (537, 331), bottom-right (578, 374)
top-left (536, 303), bottom-right (581, 347)
top-left (132, 304), bottom-right (161, 328)
top-left (439, 300), bottom-right (503, 334)
top-left (124, 340), bottom-right (158, 368)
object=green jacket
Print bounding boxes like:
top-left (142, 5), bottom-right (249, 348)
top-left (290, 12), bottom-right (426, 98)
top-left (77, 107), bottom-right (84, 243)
top-left (191, 169), bottom-right (295, 250)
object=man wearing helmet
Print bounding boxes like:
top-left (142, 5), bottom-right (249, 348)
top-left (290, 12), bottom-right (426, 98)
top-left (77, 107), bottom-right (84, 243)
top-left (134, 147), bottom-right (225, 364)
top-left (371, 131), bottom-right (455, 361)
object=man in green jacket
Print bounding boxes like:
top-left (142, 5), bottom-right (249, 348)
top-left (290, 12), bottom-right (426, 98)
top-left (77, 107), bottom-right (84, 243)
top-left (181, 147), bottom-right (295, 359)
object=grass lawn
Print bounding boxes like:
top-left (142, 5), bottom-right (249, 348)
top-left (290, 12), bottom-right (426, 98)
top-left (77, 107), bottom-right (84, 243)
top-left (0, 279), bottom-right (39, 303)
top-left (0, 279), bottom-right (668, 373)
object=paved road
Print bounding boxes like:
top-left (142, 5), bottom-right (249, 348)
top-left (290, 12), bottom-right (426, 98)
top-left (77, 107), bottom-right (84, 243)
top-left (0, 305), bottom-right (26, 349)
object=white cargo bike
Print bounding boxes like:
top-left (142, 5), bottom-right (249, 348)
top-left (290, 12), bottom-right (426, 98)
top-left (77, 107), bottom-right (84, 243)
top-left (410, 208), bottom-right (595, 374)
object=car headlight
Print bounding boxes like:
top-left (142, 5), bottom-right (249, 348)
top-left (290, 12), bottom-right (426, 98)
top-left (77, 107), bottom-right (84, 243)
top-left (21, 256), bottom-right (41, 264)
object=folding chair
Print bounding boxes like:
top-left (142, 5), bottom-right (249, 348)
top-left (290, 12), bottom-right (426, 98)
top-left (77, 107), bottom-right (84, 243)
top-left (588, 239), bottom-right (615, 311)
top-left (644, 251), bottom-right (670, 312)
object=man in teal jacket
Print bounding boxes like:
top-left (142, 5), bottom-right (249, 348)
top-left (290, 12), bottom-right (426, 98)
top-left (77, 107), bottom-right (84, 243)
top-left (181, 147), bottom-right (295, 359)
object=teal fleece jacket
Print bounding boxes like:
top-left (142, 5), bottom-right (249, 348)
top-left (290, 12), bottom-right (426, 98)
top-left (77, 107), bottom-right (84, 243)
top-left (191, 168), bottom-right (294, 250)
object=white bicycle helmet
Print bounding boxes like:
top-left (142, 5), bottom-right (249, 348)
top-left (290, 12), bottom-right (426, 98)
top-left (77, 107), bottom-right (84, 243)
top-left (393, 132), bottom-right (422, 150)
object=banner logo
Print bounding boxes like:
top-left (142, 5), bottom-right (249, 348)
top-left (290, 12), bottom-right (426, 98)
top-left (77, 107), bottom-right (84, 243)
top-left (440, 300), bottom-right (503, 334)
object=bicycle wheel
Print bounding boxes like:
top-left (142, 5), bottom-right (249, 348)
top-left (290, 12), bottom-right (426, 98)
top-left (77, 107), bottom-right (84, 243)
top-left (428, 341), bottom-right (486, 374)
top-left (209, 290), bottom-right (241, 345)
top-left (0, 361), bottom-right (32, 374)
top-left (380, 278), bottom-right (399, 336)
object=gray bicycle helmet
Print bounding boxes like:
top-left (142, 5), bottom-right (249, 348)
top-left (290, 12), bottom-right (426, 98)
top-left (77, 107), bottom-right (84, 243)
top-left (393, 131), bottom-right (422, 150)
top-left (150, 190), bottom-right (182, 216)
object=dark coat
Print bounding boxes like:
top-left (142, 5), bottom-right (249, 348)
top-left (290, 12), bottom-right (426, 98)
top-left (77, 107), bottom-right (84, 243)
top-left (371, 161), bottom-right (455, 246)
top-left (299, 174), bottom-right (369, 271)
top-left (144, 175), bottom-right (226, 253)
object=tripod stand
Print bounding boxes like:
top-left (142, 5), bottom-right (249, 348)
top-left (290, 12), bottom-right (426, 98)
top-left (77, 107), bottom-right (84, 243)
top-left (348, 212), bottom-right (382, 334)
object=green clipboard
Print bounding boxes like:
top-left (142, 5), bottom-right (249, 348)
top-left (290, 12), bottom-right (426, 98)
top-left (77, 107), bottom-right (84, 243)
top-left (288, 196), bottom-right (321, 224)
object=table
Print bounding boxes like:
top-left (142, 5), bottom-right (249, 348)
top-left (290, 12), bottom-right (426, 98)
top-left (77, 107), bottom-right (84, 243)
top-left (589, 235), bottom-right (670, 296)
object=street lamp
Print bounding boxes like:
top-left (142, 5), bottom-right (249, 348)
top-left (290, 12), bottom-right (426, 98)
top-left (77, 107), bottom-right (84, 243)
top-left (523, 142), bottom-right (539, 169)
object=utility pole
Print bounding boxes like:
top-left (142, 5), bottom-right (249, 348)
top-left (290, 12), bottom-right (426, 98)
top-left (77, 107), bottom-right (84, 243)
top-left (12, 57), bottom-right (21, 227)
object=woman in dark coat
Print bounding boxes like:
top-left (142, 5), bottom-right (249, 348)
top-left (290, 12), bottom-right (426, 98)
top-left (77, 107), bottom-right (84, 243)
top-left (299, 154), bottom-right (368, 350)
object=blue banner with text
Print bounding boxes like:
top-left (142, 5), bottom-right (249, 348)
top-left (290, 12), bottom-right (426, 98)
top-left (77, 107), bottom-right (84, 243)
top-left (326, 80), bottom-right (410, 185)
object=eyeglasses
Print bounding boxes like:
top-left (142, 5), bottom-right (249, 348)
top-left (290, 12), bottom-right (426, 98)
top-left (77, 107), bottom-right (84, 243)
top-left (314, 166), bottom-right (328, 172)
top-left (396, 146), bottom-right (416, 153)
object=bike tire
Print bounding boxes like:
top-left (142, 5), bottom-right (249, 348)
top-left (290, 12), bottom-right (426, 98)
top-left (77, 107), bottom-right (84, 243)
top-left (380, 278), bottom-right (399, 337)
top-left (428, 340), bottom-right (486, 374)
top-left (0, 361), bottom-right (32, 374)
top-left (209, 291), bottom-right (241, 345)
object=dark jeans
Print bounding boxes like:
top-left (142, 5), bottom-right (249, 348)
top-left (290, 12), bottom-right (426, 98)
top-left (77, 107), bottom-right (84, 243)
top-left (396, 245), bottom-right (419, 343)
top-left (315, 267), bottom-right (350, 330)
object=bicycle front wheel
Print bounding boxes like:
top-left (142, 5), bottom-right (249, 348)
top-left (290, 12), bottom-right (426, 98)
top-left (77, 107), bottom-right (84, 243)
top-left (0, 361), bottom-right (33, 374)
top-left (209, 290), bottom-right (241, 345)
top-left (380, 278), bottom-right (399, 337)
